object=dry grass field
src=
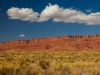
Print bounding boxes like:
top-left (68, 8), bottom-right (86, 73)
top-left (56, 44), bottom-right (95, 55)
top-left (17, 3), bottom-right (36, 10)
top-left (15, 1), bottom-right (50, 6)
top-left (0, 51), bottom-right (100, 75)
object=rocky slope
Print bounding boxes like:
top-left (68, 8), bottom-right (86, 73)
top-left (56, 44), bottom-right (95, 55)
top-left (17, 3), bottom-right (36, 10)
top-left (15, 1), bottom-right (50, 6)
top-left (1, 34), bottom-right (100, 51)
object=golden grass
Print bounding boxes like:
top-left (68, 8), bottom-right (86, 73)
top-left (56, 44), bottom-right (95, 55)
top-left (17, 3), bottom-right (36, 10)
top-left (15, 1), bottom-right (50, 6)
top-left (0, 51), bottom-right (100, 75)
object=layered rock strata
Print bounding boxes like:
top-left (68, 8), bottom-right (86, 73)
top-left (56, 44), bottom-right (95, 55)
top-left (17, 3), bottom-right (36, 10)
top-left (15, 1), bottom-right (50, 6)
top-left (1, 34), bottom-right (100, 51)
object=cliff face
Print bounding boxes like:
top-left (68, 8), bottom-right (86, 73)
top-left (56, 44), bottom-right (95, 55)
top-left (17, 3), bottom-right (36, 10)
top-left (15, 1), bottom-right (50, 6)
top-left (1, 34), bottom-right (100, 51)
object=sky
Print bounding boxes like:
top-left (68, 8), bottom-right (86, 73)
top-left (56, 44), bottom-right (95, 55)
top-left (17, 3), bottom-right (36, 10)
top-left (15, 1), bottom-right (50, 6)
top-left (1, 0), bottom-right (100, 42)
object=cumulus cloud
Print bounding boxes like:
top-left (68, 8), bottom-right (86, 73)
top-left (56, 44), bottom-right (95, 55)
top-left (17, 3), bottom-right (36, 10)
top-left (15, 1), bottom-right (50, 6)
top-left (38, 3), bottom-right (86, 23)
top-left (19, 34), bottom-right (25, 37)
top-left (86, 9), bottom-right (92, 12)
top-left (7, 4), bottom-right (100, 25)
top-left (38, 3), bottom-right (100, 25)
top-left (7, 7), bottom-right (39, 22)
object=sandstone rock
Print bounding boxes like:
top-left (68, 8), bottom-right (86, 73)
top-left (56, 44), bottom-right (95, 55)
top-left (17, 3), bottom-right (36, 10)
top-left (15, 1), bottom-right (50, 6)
top-left (1, 34), bottom-right (100, 51)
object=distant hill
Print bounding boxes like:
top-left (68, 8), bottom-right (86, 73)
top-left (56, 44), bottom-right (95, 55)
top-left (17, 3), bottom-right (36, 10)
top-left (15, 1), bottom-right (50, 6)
top-left (1, 34), bottom-right (100, 51)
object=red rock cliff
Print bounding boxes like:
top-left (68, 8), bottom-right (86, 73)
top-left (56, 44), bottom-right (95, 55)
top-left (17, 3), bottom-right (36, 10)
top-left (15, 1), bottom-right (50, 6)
top-left (1, 34), bottom-right (100, 51)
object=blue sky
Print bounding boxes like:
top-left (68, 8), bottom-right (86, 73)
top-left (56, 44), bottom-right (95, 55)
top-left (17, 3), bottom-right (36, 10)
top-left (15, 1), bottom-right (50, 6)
top-left (1, 0), bottom-right (100, 42)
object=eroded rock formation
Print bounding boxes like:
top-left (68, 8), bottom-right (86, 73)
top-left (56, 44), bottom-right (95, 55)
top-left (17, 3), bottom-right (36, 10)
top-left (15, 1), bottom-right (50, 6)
top-left (1, 34), bottom-right (100, 51)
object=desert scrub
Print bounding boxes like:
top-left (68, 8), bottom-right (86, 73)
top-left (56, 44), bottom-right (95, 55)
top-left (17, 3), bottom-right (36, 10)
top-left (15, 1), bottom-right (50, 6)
top-left (39, 59), bottom-right (50, 69)
top-left (0, 51), bottom-right (100, 75)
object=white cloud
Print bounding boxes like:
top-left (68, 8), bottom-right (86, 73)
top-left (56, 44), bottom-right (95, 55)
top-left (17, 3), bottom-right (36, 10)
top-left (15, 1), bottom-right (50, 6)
top-left (86, 9), bottom-right (92, 12)
top-left (19, 34), bottom-right (25, 37)
top-left (6, 4), bottom-right (100, 25)
top-left (38, 4), bottom-right (100, 25)
top-left (7, 7), bottom-right (39, 22)
top-left (38, 3), bottom-right (86, 23)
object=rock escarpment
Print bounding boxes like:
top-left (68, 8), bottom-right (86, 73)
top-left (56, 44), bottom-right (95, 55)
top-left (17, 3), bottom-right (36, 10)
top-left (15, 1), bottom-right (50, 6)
top-left (1, 34), bottom-right (100, 51)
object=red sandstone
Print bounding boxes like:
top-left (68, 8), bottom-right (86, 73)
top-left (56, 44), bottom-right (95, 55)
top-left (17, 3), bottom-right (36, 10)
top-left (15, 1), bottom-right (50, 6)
top-left (1, 34), bottom-right (100, 51)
